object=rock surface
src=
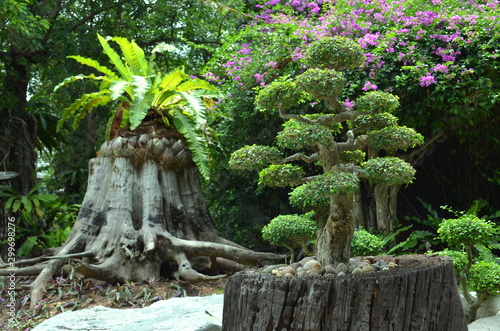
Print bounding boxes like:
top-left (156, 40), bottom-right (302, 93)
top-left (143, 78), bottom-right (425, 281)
top-left (467, 313), bottom-right (500, 331)
top-left (461, 293), bottom-right (500, 322)
top-left (32, 295), bottom-right (223, 331)
top-left (30, 289), bottom-right (499, 331)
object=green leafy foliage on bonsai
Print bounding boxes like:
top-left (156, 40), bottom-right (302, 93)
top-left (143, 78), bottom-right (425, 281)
top-left (288, 183), bottom-right (329, 211)
top-left (229, 145), bottom-right (282, 171)
top-left (290, 172), bottom-right (359, 202)
top-left (259, 164), bottom-right (305, 187)
top-left (437, 215), bottom-right (495, 247)
top-left (469, 261), bottom-right (500, 295)
top-left (254, 78), bottom-right (309, 112)
top-left (367, 126), bottom-right (424, 152)
top-left (355, 91), bottom-right (400, 113)
top-left (351, 113), bottom-right (398, 133)
top-left (363, 157), bottom-right (416, 185)
top-left (351, 228), bottom-right (385, 257)
top-left (296, 68), bottom-right (345, 99)
top-left (429, 249), bottom-right (468, 277)
top-left (304, 36), bottom-right (365, 70)
top-left (340, 150), bottom-right (366, 164)
top-left (261, 213), bottom-right (319, 252)
top-left (275, 116), bottom-right (336, 149)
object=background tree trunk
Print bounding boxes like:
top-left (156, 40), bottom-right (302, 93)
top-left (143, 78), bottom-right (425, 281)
top-left (374, 184), bottom-right (400, 233)
top-left (223, 255), bottom-right (467, 331)
top-left (23, 129), bottom-right (283, 309)
top-left (0, 53), bottom-right (37, 261)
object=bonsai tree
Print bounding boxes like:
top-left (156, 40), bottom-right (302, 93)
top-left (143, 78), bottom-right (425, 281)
top-left (1, 34), bottom-right (284, 310)
top-left (230, 36), bottom-right (423, 265)
top-left (261, 212), bottom-right (318, 262)
top-left (436, 213), bottom-right (497, 321)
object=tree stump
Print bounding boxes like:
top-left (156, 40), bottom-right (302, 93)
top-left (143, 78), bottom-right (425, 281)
top-left (222, 255), bottom-right (467, 331)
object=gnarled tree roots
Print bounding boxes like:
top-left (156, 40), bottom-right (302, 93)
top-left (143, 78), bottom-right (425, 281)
top-left (0, 132), bottom-right (284, 310)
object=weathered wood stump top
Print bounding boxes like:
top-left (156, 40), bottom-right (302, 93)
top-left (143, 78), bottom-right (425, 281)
top-left (223, 255), bottom-right (467, 331)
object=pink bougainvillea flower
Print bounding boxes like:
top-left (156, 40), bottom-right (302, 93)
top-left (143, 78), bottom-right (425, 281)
top-left (362, 81), bottom-right (378, 91)
top-left (419, 73), bottom-right (436, 87)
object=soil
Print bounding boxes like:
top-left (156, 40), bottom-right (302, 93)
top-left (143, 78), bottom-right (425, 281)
top-left (1, 274), bottom-right (228, 330)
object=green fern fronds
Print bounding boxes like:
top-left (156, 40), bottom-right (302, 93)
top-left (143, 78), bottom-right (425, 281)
top-left (171, 108), bottom-right (211, 180)
top-left (97, 34), bottom-right (131, 81)
top-left (67, 56), bottom-right (118, 78)
top-left (111, 36), bottom-right (149, 76)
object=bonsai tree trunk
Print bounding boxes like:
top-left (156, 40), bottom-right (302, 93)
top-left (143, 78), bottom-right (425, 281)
top-left (316, 195), bottom-right (355, 265)
top-left (8, 127), bottom-right (283, 310)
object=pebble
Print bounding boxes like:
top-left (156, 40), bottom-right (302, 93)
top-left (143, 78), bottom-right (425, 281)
top-left (301, 257), bottom-right (315, 265)
top-left (352, 268), bottom-right (363, 275)
top-left (264, 256), bottom-right (399, 279)
top-left (282, 266), bottom-right (296, 275)
top-left (265, 265), bottom-right (276, 273)
top-left (336, 263), bottom-right (348, 273)
top-left (303, 260), bottom-right (321, 271)
top-left (323, 265), bottom-right (337, 275)
top-left (362, 265), bottom-right (375, 273)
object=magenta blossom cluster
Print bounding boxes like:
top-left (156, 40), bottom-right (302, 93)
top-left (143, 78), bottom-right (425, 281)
top-left (218, 0), bottom-right (498, 94)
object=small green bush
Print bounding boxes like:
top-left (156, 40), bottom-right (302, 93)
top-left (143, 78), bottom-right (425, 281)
top-left (469, 261), bottom-right (500, 295)
top-left (438, 215), bottom-right (495, 247)
top-left (351, 228), bottom-right (385, 257)
top-left (262, 213), bottom-right (318, 253)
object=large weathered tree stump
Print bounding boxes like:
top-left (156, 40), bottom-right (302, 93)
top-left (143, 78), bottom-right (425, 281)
top-left (223, 255), bottom-right (467, 331)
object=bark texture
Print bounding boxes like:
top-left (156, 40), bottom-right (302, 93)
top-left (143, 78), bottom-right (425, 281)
top-left (1, 127), bottom-right (284, 310)
top-left (316, 195), bottom-right (355, 265)
top-left (223, 255), bottom-right (467, 331)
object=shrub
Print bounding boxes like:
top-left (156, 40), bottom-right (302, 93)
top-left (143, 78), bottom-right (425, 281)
top-left (351, 228), bottom-right (385, 257)
top-left (438, 215), bottom-right (495, 247)
top-left (469, 261), bottom-right (500, 296)
top-left (262, 213), bottom-right (318, 259)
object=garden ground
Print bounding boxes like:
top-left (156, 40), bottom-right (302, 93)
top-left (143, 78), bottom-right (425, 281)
top-left (1, 275), bottom-right (227, 330)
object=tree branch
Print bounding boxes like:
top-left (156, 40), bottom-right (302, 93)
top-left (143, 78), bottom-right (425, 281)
top-left (403, 130), bottom-right (446, 165)
top-left (337, 132), bottom-right (367, 154)
top-left (284, 152), bottom-right (319, 164)
top-left (278, 106), bottom-right (366, 127)
top-left (68, 0), bottom-right (129, 32)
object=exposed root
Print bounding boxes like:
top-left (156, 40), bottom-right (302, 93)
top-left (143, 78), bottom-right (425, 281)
top-left (7, 143), bottom-right (288, 311)
top-left (173, 252), bottom-right (227, 282)
top-left (0, 263), bottom-right (47, 276)
top-left (161, 231), bottom-right (284, 265)
top-left (29, 258), bottom-right (67, 310)
top-left (28, 236), bottom-right (91, 310)
top-left (0, 251), bottom-right (92, 268)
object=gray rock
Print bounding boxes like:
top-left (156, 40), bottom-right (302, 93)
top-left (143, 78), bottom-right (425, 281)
top-left (477, 294), bottom-right (500, 320)
top-left (467, 313), bottom-right (500, 331)
top-left (461, 292), bottom-right (500, 322)
top-left (33, 295), bottom-right (224, 331)
top-left (378, 260), bottom-right (387, 268)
